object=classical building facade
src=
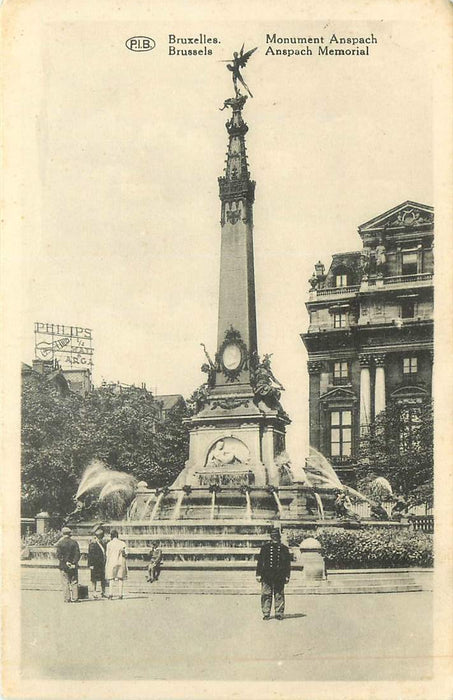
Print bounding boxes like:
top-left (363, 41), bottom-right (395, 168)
top-left (301, 201), bottom-right (434, 484)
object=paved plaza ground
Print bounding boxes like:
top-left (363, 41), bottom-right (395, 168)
top-left (21, 588), bottom-right (432, 682)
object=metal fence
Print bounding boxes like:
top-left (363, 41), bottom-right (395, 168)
top-left (349, 501), bottom-right (433, 520)
top-left (21, 518), bottom-right (36, 538)
top-left (408, 515), bottom-right (434, 533)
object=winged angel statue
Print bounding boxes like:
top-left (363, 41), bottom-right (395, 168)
top-left (221, 44), bottom-right (258, 98)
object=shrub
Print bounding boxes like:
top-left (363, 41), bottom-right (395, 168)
top-left (287, 526), bottom-right (433, 568)
top-left (22, 529), bottom-right (62, 547)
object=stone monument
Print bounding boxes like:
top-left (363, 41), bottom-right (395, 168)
top-left (174, 46), bottom-right (290, 490)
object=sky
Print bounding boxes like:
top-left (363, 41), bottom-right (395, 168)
top-left (14, 10), bottom-right (433, 461)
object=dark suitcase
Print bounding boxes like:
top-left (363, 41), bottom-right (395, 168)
top-left (78, 584), bottom-right (89, 600)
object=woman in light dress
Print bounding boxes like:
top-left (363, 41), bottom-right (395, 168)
top-left (105, 529), bottom-right (127, 599)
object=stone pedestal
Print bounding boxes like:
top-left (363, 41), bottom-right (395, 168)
top-left (299, 537), bottom-right (326, 582)
top-left (178, 402), bottom-right (289, 488)
top-left (35, 512), bottom-right (51, 534)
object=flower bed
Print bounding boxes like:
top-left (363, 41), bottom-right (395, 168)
top-left (287, 527), bottom-right (433, 569)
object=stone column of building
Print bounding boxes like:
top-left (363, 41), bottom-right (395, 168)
top-left (359, 354), bottom-right (372, 434)
top-left (307, 360), bottom-right (322, 450)
top-left (319, 363), bottom-right (330, 396)
top-left (374, 354), bottom-right (386, 418)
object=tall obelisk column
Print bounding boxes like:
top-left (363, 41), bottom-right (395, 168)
top-left (178, 51), bottom-right (289, 489)
top-left (213, 95), bottom-right (257, 391)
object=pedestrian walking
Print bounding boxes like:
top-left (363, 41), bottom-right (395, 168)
top-left (146, 542), bottom-right (162, 583)
top-left (55, 526), bottom-right (81, 603)
top-left (105, 529), bottom-right (127, 599)
top-left (87, 527), bottom-right (107, 598)
top-left (256, 527), bottom-right (291, 620)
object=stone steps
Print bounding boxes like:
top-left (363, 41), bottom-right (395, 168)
top-left (22, 558), bottom-right (294, 570)
top-left (71, 520), bottom-right (280, 536)
top-left (30, 537), bottom-right (273, 543)
top-left (71, 519), bottom-right (406, 534)
top-left (21, 567), bottom-right (425, 595)
top-left (34, 545), bottom-right (269, 554)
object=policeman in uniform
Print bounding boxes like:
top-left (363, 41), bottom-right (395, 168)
top-left (256, 527), bottom-right (291, 620)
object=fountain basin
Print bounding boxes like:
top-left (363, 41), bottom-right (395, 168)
top-left (64, 475), bottom-right (410, 570)
top-left (127, 484), bottom-right (341, 522)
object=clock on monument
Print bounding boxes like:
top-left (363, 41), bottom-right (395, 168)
top-left (218, 327), bottom-right (248, 382)
top-left (222, 343), bottom-right (242, 371)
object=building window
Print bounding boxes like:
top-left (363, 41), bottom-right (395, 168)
top-left (401, 299), bottom-right (415, 318)
top-left (330, 410), bottom-right (352, 457)
top-left (401, 251), bottom-right (418, 275)
top-left (399, 405), bottom-right (422, 453)
top-left (333, 312), bottom-right (347, 328)
top-left (333, 361), bottom-right (349, 384)
top-left (403, 357), bottom-right (418, 374)
top-left (335, 273), bottom-right (348, 288)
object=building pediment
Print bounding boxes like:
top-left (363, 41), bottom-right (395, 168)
top-left (358, 201), bottom-right (433, 235)
top-left (320, 387), bottom-right (357, 404)
top-left (391, 384), bottom-right (429, 402)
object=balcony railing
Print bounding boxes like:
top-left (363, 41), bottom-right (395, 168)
top-left (314, 285), bottom-right (360, 297)
top-left (329, 456), bottom-right (355, 466)
top-left (384, 272), bottom-right (433, 286)
top-left (332, 377), bottom-right (351, 386)
top-left (310, 272), bottom-right (433, 300)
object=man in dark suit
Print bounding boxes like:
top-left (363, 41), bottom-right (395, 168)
top-left (87, 527), bottom-right (107, 598)
top-left (55, 526), bottom-right (81, 603)
top-left (256, 527), bottom-right (291, 620)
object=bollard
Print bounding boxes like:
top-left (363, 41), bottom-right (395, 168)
top-left (299, 537), bottom-right (326, 582)
top-left (35, 511), bottom-right (51, 535)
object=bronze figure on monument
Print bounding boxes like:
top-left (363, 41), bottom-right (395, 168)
top-left (251, 353), bottom-right (286, 412)
top-left (221, 44), bottom-right (258, 98)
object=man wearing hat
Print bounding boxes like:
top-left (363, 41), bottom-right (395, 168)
top-left (256, 527), bottom-right (291, 620)
top-left (55, 526), bottom-right (81, 603)
top-left (87, 527), bottom-right (107, 598)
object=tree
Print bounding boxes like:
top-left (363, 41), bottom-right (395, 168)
top-left (356, 399), bottom-right (433, 505)
top-left (76, 384), bottom-right (161, 483)
top-left (152, 401), bottom-right (190, 487)
top-left (21, 375), bottom-right (82, 516)
top-left (21, 376), bottom-right (190, 517)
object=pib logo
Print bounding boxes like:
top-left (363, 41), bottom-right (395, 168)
top-left (126, 36), bottom-right (156, 52)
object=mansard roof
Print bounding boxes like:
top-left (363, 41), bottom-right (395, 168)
top-left (324, 250), bottom-right (363, 286)
top-left (155, 394), bottom-right (185, 411)
top-left (358, 201), bottom-right (434, 237)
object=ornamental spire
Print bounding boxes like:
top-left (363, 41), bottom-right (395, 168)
top-left (215, 52), bottom-right (258, 383)
top-left (217, 45), bottom-right (258, 215)
top-left (218, 95), bottom-right (255, 218)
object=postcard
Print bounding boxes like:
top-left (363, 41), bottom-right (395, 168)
top-left (2, 0), bottom-right (452, 698)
